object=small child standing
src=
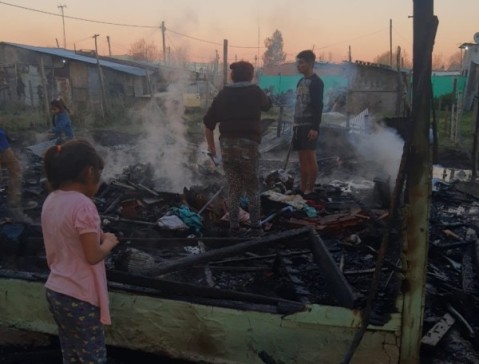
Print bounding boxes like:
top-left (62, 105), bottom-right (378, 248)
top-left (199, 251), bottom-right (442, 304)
top-left (50, 98), bottom-right (74, 144)
top-left (41, 139), bottom-right (118, 363)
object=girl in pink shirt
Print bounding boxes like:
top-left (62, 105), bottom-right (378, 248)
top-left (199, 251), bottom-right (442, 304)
top-left (41, 139), bottom-right (119, 363)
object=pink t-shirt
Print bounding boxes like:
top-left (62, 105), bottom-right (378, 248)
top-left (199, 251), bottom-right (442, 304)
top-left (41, 190), bottom-right (111, 325)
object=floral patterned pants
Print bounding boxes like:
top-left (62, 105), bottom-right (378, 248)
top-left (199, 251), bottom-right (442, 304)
top-left (46, 289), bottom-right (107, 364)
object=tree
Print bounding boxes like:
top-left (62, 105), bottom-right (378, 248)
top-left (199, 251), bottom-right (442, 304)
top-left (129, 39), bottom-right (160, 62)
top-left (262, 30), bottom-right (287, 68)
top-left (432, 53), bottom-right (445, 71)
top-left (373, 49), bottom-right (412, 69)
top-left (447, 51), bottom-right (462, 71)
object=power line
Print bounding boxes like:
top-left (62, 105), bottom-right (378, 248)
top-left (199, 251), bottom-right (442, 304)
top-left (1, 1), bottom-right (392, 54)
top-left (0, 1), bottom-right (263, 50)
top-left (0, 1), bottom-right (159, 28)
top-left (317, 27), bottom-right (388, 50)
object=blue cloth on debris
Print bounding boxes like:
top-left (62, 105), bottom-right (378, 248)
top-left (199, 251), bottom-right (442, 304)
top-left (170, 205), bottom-right (203, 235)
top-left (303, 205), bottom-right (317, 218)
top-left (0, 223), bottom-right (26, 242)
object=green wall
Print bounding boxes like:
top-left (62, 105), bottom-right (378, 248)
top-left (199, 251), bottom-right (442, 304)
top-left (258, 75), bottom-right (347, 104)
top-left (259, 73), bottom-right (467, 102)
top-left (431, 74), bottom-right (466, 97)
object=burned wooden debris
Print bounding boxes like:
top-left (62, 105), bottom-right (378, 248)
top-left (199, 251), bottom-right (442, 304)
top-left (2, 153), bottom-right (479, 358)
top-left (0, 158), bottom-right (400, 314)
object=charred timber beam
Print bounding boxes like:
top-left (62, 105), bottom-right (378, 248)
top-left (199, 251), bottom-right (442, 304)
top-left (107, 269), bottom-right (306, 315)
top-left (102, 194), bottom-right (122, 214)
top-left (421, 312), bottom-right (455, 347)
top-left (100, 215), bottom-right (157, 226)
top-left (143, 227), bottom-right (311, 277)
top-left (462, 245), bottom-right (475, 292)
top-left (430, 240), bottom-right (474, 250)
top-left (110, 180), bottom-right (137, 191)
top-left (447, 304), bottom-right (475, 338)
top-left (198, 186), bottom-right (224, 215)
top-left (309, 229), bottom-right (355, 308)
top-left (211, 249), bottom-right (311, 265)
top-left (136, 182), bottom-right (161, 197)
top-left (274, 253), bottom-right (311, 304)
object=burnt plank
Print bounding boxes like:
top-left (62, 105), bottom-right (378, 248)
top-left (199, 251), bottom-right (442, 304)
top-left (309, 229), bottom-right (356, 308)
top-left (143, 227), bottom-right (311, 277)
top-left (107, 269), bottom-right (305, 314)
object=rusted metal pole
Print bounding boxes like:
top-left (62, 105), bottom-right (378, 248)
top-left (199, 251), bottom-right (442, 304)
top-left (400, 1), bottom-right (437, 363)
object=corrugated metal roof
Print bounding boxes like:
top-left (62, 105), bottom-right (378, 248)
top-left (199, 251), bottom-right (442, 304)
top-left (3, 42), bottom-right (147, 77)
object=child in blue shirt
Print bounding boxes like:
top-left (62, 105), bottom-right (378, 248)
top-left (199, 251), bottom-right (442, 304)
top-left (50, 99), bottom-right (74, 144)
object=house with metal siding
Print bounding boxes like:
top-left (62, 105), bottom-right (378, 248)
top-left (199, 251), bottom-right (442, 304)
top-left (0, 42), bottom-right (156, 113)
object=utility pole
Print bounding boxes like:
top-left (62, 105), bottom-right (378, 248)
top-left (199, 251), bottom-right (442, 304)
top-left (93, 34), bottom-right (107, 118)
top-left (389, 18), bottom-right (393, 67)
top-left (58, 4), bottom-right (67, 48)
top-left (223, 39), bottom-right (228, 87)
top-left (161, 21), bottom-right (166, 64)
top-left (348, 45), bottom-right (352, 62)
top-left (106, 36), bottom-right (112, 56)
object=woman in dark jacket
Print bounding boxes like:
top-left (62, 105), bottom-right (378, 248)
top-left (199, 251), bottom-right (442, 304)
top-left (203, 61), bottom-right (272, 236)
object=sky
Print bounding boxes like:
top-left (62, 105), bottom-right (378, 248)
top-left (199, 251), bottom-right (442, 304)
top-left (1, 0), bottom-right (478, 66)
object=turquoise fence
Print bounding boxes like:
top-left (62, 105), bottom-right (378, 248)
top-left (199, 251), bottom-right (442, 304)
top-left (431, 74), bottom-right (466, 98)
top-left (259, 73), bottom-right (467, 102)
top-left (258, 75), bottom-right (347, 104)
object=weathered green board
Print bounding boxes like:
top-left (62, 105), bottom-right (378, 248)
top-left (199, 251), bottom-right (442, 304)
top-left (0, 278), bottom-right (401, 364)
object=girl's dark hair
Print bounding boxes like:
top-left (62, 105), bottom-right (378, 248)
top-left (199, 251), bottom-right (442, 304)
top-left (50, 98), bottom-right (70, 113)
top-left (230, 61), bottom-right (254, 82)
top-left (296, 50), bottom-right (316, 64)
top-left (44, 139), bottom-right (104, 190)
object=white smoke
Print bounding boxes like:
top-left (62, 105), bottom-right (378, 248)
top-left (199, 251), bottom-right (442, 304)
top-left (99, 74), bottom-right (197, 191)
top-left (136, 87), bottom-right (194, 192)
top-left (351, 124), bottom-right (404, 181)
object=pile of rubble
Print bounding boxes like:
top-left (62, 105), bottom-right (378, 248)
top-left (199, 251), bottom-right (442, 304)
top-left (1, 137), bottom-right (479, 361)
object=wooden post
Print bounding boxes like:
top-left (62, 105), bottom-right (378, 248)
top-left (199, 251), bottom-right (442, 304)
top-left (389, 19), bottom-right (393, 67)
top-left (450, 78), bottom-right (458, 143)
top-left (161, 21), bottom-right (166, 64)
top-left (223, 39), bottom-right (228, 87)
top-left (39, 57), bottom-right (50, 126)
top-left (107, 36), bottom-right (112, 57)
top-left (437, 97), bottom-right (442, 132)
top-left (400, 1), bottom-right (437, 363)
top-left (472, 78), bottom-right (479, 180)
top-left (396, 46), bottom-right (402, 115)
top-left (444, 105), bottom-right (450, 136)
top-left (431, 81), bottom-right (438, 164)
top-left (93, 34), bottom-right (106, 118)
top-left (28, 80), bottom-right (34, 107)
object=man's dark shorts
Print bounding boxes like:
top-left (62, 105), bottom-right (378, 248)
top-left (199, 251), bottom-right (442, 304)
top-left (292, 125), bottom-right (317, 151)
